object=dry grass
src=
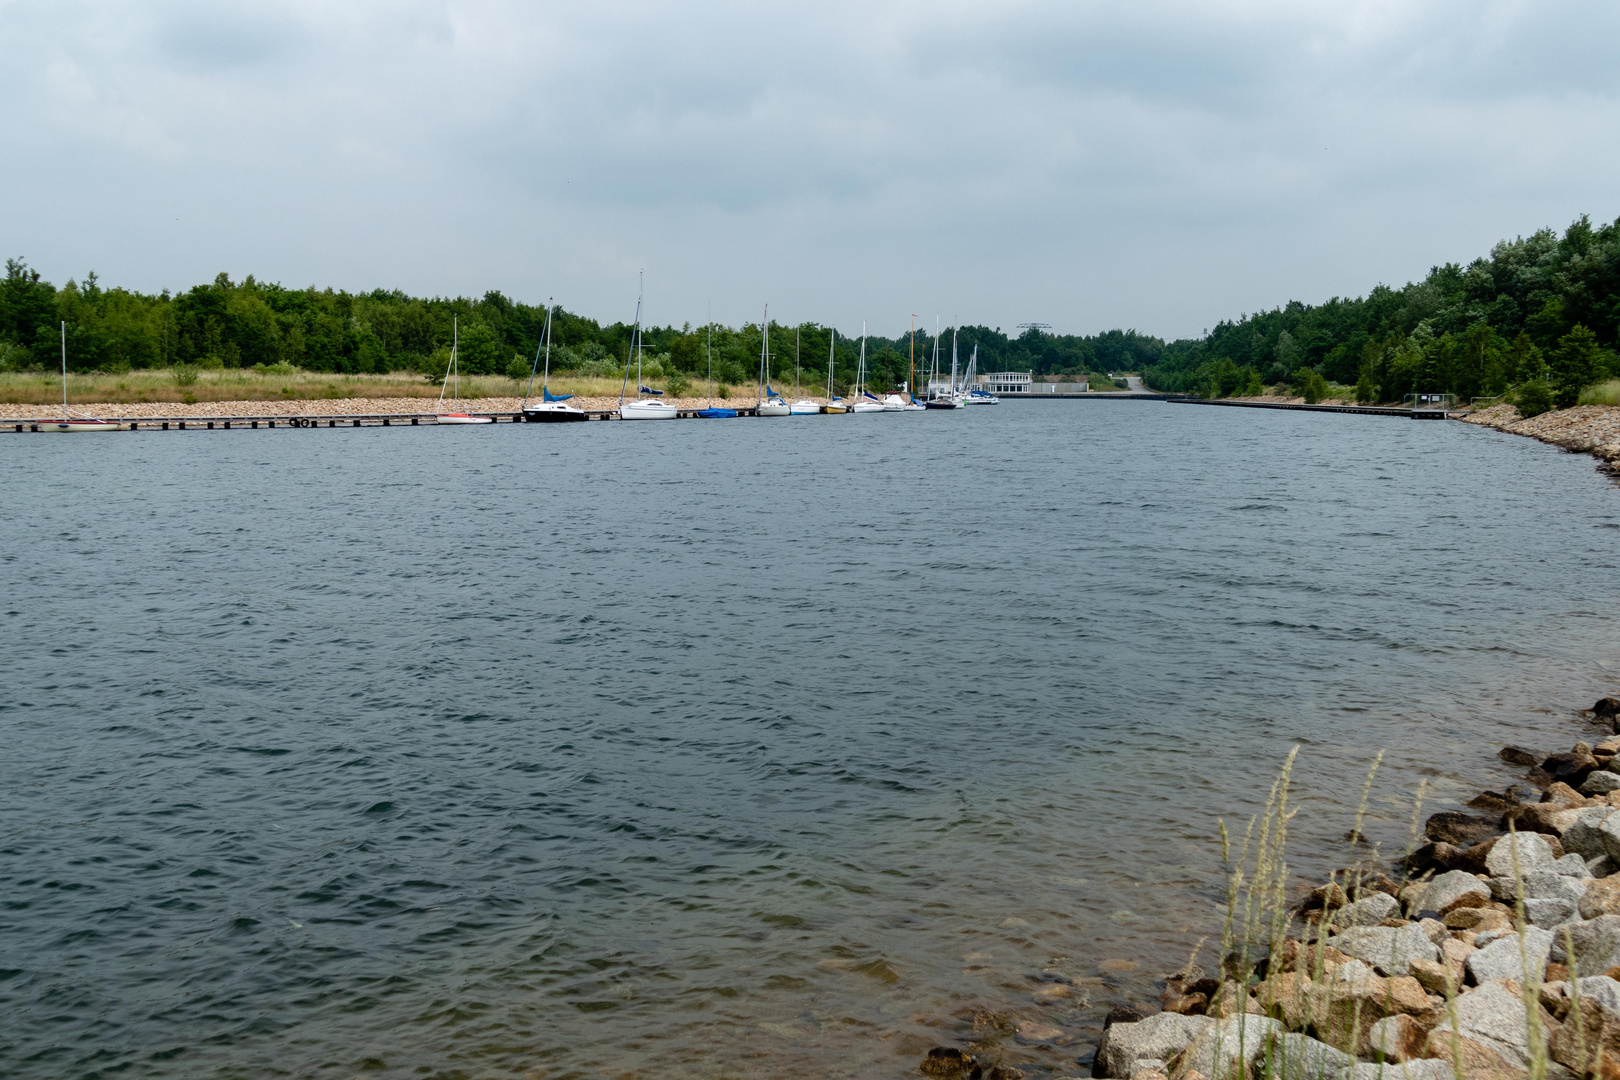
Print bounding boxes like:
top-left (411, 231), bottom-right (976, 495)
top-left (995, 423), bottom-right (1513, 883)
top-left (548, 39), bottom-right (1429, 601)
top-left (0, 368), bottom-right (729, 406)
top-left (1580, 380), bottom-right (1620, 407)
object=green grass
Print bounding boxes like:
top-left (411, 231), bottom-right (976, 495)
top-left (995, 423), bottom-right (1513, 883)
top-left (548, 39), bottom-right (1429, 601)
top-left (0, 367), bottom-right (693, 405)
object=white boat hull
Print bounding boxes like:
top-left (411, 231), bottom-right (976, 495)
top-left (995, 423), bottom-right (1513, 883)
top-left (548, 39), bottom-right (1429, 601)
top-left (788, 400), bottom-right (821, 415)
top-left (523, 402), bottom-right (587, 422)
top-left (436, 413), bottom-right (493, 424)
top-left (620, 400), bottom-right (677, 420)
top-left (39, 419), bottom-right (122, 432)
top-left (849, 401), bottom-right (885, 413)
top-left (756, 401), bottom-right (790, 417)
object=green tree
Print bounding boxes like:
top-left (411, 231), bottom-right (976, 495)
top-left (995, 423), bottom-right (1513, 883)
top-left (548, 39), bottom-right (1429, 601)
top-left (1549, 324), bottom-right (1606, 408)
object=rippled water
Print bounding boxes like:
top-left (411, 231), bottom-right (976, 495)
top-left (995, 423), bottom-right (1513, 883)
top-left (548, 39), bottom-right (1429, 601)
top-left (3, 403), bottom-right (1618, 1079)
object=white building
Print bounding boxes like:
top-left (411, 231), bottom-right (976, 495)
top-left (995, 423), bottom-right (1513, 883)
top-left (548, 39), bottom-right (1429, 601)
top-left (979, 371), bottom-right (1034, 394)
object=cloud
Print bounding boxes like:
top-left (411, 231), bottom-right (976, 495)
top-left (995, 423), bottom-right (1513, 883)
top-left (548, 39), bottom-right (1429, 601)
top-left (0, 0), bottom-right (1616, 337)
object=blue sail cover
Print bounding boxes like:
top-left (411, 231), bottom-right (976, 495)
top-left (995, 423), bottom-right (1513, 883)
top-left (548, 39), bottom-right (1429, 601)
top-left (766, 384), bottom-right (778, 397)
top-left (864, 391), bottom-right (882, 402)
top-left (542, 387), bottom-right (574, 402)
top-left (639, 385), bottom-right (664, 396)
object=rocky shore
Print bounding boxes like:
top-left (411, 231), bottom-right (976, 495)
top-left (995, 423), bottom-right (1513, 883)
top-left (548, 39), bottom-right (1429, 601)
top-left (1460, 405), bottom-right (1620, 477)
top-left (917, 697), bottom-right (1620, 1080)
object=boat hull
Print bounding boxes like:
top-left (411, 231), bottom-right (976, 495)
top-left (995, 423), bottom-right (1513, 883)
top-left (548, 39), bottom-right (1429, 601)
top-left (788, 401), bottom-right (821, 415)
top-left (523, 404), bottom-right (586, 422)
top-left (923, 400), bottom-right (956, 410)
top-left (698, 407), bottom-right (738, 418)
top-left (822, 404), bottom-right (848, 414)
top-left (620, 401), bottom-right (677, 420)
top-left (756, 402), bottom-right (791, 417)
top-left (849, 401), bottom-right (885, 413)
top-left (436, 413), bottom-right (493, 424)
top-left (39, 419), bottom-right (122, 432)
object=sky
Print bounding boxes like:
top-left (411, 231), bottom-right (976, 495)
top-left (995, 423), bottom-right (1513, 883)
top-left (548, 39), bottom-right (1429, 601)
top-left (3, 0), bottom-right (1618, 339)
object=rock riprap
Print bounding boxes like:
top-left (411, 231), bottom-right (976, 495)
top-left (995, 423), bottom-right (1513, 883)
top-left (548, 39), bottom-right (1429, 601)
top-left (1080, 727), bottom-right (1620, 1080)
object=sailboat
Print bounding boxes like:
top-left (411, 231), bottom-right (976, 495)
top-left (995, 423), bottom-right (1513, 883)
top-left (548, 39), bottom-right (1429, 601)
top-left (925, 324), bottom-right (965, 409)
top-left (521, 299), bottom-right (585, 422)
top-left (41, 321), bottom-right (120, 431)
top-left (437, 316), bottom-right (492, 423)
top-left (789, 327), bottom-right (820, 414)
top-left (822, 328), bottom-right (847, 413)
top-left (756, 305), bottom-right (790, 416)
top-left (964, 345), bottom-right (997, 403)
top-left (619, 274), bottom-right (677, 419)
top-left (699, 318), bottom-right (737, 418)
top-left (849, 323), bottom-right (885, 413)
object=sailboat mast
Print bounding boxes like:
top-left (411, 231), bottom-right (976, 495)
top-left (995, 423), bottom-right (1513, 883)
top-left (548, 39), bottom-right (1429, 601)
top-left (620, 274), bottom-right (642, 406)
top-left (950, 325), bottom-right (958, 396)
top-left (827, 328), bottom-right (835, 400)
top-left (706, 315), bottom-right (713, 407)
top-left (542, 300), bottom-right (554, 393)
top-left (795, 327), bottom-right (800, 398)
top-left (61, 321), bottom-right (67, 415)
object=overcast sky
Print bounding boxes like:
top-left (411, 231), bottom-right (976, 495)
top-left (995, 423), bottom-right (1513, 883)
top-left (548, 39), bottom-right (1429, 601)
top-left (3, 0), bottom-right (1617, 338)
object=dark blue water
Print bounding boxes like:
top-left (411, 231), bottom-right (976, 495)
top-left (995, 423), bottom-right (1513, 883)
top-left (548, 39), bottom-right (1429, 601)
top-left (2, 404), bottom-right (1617, 1079)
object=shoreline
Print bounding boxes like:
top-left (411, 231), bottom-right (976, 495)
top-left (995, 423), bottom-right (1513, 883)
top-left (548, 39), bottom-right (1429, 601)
top-left (1459, 404), bottom-right (1620, 478)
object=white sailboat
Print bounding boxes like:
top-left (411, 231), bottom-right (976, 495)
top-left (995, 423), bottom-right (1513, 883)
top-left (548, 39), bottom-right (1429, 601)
top-left (789, 327), bottom-right (820, 414)
top-left (964, 345), bottom-right (997, 402)
top-left (436, 316), bottom-right (493, 424)
top-left (756, 305), bottom-right (790, 416)
top-left (40, 322), bottom-right (120, 431)
top-left (521, 299), bottom-right (585, 422)
top-left (619, 274), bottom-right (677, 419)
top-left (849, 323), bottom-right (885, 412)
top-left (822, 328), bottom-right (847, 413)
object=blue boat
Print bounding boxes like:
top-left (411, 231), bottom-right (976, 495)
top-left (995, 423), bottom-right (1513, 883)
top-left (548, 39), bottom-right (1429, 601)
top-left (698, 317), bottom-right (737, 417)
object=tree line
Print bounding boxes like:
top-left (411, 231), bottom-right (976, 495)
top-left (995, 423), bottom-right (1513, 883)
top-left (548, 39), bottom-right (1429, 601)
top-left (5, 213), bottom-right (1616, 411)
top-left (1139, 214), bottom-right (1620, 412)
top-left (0, 264), bottom-right (1151, 395)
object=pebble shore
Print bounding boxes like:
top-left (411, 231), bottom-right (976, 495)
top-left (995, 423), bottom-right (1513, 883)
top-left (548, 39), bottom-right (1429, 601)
top-left (1460, 404), bottom-right (1620, 476)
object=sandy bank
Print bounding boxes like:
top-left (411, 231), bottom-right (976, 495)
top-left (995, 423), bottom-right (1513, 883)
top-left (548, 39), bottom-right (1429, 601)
top-left (0, 394), bottom-right (801, 420)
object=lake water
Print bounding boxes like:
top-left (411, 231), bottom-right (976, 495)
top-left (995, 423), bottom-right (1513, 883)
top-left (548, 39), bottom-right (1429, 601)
top-left (3, 402), bottom-right (1618, 1079)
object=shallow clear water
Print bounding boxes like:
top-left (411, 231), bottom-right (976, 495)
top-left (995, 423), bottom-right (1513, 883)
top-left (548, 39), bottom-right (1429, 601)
top-left (2, 403), bottom-right (1617, 1079)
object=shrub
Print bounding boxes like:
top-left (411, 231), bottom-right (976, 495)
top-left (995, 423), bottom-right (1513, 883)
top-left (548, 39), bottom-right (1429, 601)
top-left (665, 370), bottom-right (690, 397)
top-left (1516, 379), bottom-right (1555, 418)
top-left (716, 383), bottom-right (730, 400)
top-left (1294, 367), bottom-right (1327, 404)
top-left (506, 356), bottom-right (532, 382)
top-left (171, 363), bottom-right (200, 387)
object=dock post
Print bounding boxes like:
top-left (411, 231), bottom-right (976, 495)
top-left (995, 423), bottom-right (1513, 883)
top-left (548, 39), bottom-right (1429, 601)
top-left (207, 421), bottom-right (214, 429)
top-left (162, 422), bottom-right (169, 430)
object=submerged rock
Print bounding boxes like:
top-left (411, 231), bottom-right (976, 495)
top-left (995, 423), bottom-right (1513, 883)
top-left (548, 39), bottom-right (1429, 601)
top-left (1426, 811), bottom-right (1502, 847)
top-left (1500, 746), bottom-right (1543, 766)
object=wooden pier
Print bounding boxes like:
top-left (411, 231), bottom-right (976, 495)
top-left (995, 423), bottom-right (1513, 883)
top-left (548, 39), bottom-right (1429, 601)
top-left (1163, 397), bottom-right (1443, 418)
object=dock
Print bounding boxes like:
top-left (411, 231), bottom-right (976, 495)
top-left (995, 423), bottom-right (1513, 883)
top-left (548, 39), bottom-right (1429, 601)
top-left (5, 407), bottom-right (767, 432)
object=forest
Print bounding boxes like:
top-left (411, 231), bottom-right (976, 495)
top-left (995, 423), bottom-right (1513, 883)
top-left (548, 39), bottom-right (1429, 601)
top-left (1140, 214), bottom-right (1620, 410)
top-left (0, 262), bottom-right (1137, 397)
top-left (2, 214), bottom-right (1616, 409)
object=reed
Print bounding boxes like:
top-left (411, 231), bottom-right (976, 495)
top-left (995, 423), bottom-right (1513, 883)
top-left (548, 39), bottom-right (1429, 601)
top-left (1192, 751), bottom-right (1579, 1080)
